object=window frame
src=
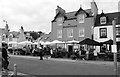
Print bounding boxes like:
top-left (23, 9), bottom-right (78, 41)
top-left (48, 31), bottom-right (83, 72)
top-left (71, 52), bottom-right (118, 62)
top-left (57, 29), bottom-right (62, 38)
top-left (100, 17), bottom-right (106, 24)
top-left (100, 28), bottom-right (107, 38)
top-left (79, 28), bottom-right (85, 37)
top-left (116, 27), bottom-right (120, 36)
top-left (77, 14), bottom-right (85, 23)
top-left (2, 34), bottom-right (6, 41)
top-left (57, 17), bottom-right (63, 26)
top-left (9, 34), bottom-right (13, 41)
top-left (67, 28), bottom-right (73, 38)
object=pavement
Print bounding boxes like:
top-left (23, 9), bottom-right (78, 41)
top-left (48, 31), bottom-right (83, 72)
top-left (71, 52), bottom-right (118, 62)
top-left (0, 70), bottom-right (27, 77)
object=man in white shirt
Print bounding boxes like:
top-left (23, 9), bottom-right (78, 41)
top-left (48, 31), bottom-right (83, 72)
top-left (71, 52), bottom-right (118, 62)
top-left (94, 46), bottom-right (100, 60)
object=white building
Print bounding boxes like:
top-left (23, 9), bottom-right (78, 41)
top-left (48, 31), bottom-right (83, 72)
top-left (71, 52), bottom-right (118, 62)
top-left (94, 11), bottom-right (120, 52)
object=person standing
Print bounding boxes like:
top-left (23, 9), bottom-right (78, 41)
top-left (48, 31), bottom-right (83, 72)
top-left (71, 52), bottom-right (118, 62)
top-left (2, 43), bottom-right (9, 70)
top-left (94, 48), bottom-right (98, 60)
top-left (39, 46), bottom-right (43, 60)
top-left (50, 48), bottom-right (53, 58)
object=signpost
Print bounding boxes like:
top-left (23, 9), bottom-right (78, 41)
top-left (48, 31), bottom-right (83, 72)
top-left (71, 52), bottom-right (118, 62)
top-left (112, 20), bottom-right (118, 76)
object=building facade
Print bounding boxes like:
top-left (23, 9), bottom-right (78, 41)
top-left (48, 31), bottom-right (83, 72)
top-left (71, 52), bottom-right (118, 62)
top-left (51, 0), bottom-right (98, 42)
top-left (51, 0), bottom-right (98, 51)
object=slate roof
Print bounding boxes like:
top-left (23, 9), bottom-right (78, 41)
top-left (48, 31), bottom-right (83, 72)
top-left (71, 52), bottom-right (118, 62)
top-left (39, 33), bottom-right (52, 42)
top-left (24, 31), bottom-right (39, 40)
top-left (95, 12), bottom-right (120, 27)
top-left (54, 12), bottom-right (67, 20)
top-left (52, 8), bottom-right (93, 22)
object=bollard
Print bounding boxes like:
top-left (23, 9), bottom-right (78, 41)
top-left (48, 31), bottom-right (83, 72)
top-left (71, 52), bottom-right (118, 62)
top-left (13, 64), bottom-right (17, 76)
top-left (2, 69), bottom-right (8, 77)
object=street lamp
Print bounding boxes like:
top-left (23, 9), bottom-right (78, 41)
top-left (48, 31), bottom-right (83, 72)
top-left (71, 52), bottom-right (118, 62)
top-left (112, 19), bottom-right (118, 76)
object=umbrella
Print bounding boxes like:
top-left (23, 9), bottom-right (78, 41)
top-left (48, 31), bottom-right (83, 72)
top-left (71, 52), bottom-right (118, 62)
top-left (8, 41), bottom-right (18, 44)
top-left (51, 40), bottom-right (64, 44)
top-left (32, 42), bottom-right (38, 45)
top-left (39, 41), bottom-right (45, 45)
top-left (100, 39), bottom-right (113, 45)
top-left (67, 40), bottom-right (79, 43)
top-left (78, 38), bottom-right (100, 45)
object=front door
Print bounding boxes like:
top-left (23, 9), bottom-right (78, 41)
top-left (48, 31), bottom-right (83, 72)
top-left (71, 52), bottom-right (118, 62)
top-left (68, 45), bottom-right (73, 53)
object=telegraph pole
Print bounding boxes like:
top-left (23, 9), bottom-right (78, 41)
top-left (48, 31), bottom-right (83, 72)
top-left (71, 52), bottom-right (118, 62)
top-left (112, 20), bottom-right (118, 76)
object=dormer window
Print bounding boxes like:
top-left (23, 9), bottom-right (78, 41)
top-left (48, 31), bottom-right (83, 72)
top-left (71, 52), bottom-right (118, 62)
top-left (57, 17), bottom-right (63, 26)
top-left (100, 17), bottom-right (106, 24)
top-left (9, 34), bottom-right (13, 41)
top-left (78, 14), bottom-right (84, 23)
top-left (2, 34), bottom-right (6, 41)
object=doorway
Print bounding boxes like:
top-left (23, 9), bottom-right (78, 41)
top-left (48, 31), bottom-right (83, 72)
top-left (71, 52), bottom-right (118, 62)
top-left (68, 45), bottom-right (73, 53)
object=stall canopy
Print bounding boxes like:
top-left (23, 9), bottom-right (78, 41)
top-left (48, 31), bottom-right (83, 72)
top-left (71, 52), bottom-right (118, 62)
top-left (78, 38), bottom-right (100, 45)
top-left (42, 41), bottom-right (51, 45)
top-left (51, 40), bottom-right (64, 44)
top-left (67, 40), bottom-right (79, 43)
top-left (18, 41), bottom-right (32, 45)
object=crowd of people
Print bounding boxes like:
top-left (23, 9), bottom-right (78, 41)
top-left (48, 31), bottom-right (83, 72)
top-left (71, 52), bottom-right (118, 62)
top-left (7, 43), bottom-right (99, 60)
top-left (1, 42), bottom-right (120, 71)
top-left (7, 44), bottom-right (112, 61)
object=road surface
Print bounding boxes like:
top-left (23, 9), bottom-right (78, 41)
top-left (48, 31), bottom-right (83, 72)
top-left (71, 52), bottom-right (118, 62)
top-left (8, 55), bottom-right (115, 75)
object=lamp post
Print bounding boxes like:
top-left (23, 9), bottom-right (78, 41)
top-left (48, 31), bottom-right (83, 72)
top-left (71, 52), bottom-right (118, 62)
top-left (112, 19), bottom-right (118, 76)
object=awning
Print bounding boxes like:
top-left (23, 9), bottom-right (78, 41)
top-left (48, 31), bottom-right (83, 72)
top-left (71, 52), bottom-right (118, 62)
top-left (78, 38), bottom-right (100, 45)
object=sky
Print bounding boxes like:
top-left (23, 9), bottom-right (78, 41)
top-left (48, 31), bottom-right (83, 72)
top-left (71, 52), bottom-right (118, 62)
top-left (0, 0), bottom-right (119, 34)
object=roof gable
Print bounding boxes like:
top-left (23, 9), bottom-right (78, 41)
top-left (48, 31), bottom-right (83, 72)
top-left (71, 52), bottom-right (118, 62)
top-left (52, 9), bottom-right (92, 22)
top-left (95, 12), bottom-right (120, 27)
top-left (75, 7), bottom-right (89, 16)
top-left (54, 12), bottom-right (66, 20)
